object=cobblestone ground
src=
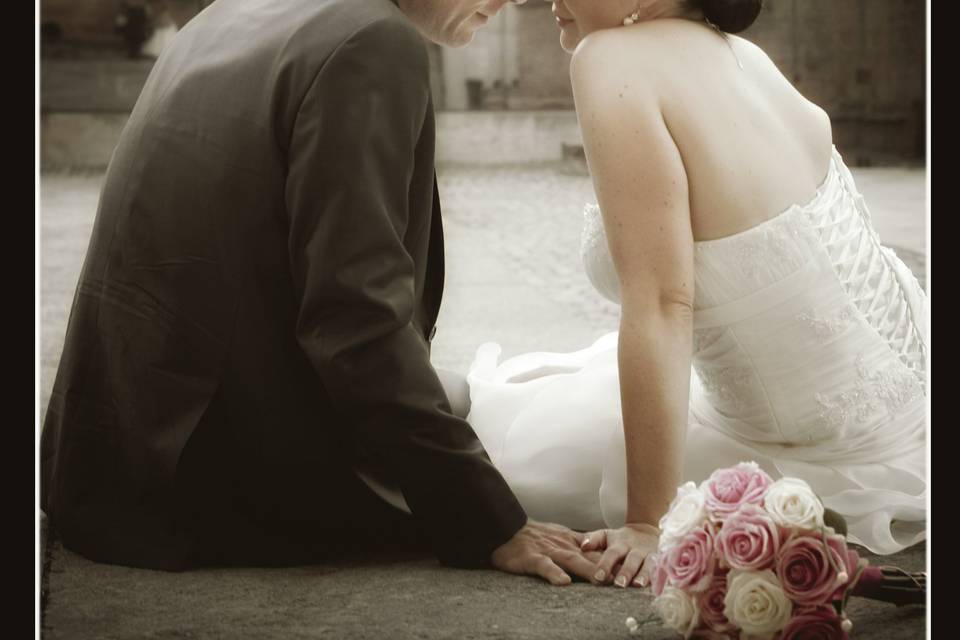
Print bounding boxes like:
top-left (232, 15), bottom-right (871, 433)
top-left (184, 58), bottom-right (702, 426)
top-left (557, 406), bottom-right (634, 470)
top-left (40, 161), bottom-right (927, 407)
top-left (39, 163), bottom-right (927, 639)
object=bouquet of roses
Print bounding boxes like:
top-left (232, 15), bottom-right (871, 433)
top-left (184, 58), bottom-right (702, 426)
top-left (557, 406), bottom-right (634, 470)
top-left (631, 462), bottom-right (924, 639)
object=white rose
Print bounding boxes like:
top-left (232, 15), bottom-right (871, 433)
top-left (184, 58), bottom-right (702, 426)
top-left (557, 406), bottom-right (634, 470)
top-left (763, 477), bottom-right (825, 530)
top-left (723, 570), bottom-right (793, 638)
top-left (653, 586), bottom-right (700, 638)
top-left (658, 481), bottom-right (708, 550)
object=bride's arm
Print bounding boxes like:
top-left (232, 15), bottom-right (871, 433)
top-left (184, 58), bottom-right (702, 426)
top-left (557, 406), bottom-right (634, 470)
top-left (571, 32), bottom-right (695, 583)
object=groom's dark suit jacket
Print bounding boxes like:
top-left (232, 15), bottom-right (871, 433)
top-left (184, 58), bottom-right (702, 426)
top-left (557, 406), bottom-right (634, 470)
top-left (41, 0), bottom-right (527, 570)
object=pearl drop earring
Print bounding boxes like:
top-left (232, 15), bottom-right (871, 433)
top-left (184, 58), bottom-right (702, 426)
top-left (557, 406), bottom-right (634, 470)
top-left (623, 11), bottom-right (640, 26)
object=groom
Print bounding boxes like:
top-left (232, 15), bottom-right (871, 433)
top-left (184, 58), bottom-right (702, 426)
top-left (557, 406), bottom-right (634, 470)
top-left (41, 0), bottom-right (597, 584)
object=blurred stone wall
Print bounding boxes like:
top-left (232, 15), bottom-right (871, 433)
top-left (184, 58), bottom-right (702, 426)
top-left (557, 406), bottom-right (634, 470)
top-left (41, 0), bottom-right (210, 47)
top-left (499, 1), bottom-right (925, 162)
top-left (40, 0), bottom-right (926, 165)
top-left (41, 0), bottom-right (119, 46)
top-left (755, 0), bottom-right (926, 162)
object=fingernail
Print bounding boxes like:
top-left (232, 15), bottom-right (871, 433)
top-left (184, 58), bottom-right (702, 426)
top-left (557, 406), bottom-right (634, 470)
top-left (615, 576), bottom-right (627, 588)
top-left (638, 576), bottom-right (648, 587)
top-left (581, 538), bottom-right (590, 548)
top-left (594, 570), bottom-right (605, 582)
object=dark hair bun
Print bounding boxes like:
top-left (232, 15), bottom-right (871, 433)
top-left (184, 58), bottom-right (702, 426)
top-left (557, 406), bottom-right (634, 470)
top-left (699, 0), bottom-right (763, 33)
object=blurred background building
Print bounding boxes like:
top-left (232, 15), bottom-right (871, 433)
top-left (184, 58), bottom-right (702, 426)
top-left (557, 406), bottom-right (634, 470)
top-left (40, 0), bottom-right (925, 168)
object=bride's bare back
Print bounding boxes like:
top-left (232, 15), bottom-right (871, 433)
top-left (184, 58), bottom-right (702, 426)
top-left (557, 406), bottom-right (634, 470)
top-left (577, 18), bottom-right (834, 242)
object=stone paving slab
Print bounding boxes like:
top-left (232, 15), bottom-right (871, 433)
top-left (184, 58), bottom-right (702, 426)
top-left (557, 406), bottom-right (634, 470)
top-left (39, 162), bottom-right (928, 638)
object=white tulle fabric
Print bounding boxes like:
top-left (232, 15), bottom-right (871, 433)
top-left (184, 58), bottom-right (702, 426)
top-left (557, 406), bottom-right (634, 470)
top-left (467, 145), bottom-right (928, 555)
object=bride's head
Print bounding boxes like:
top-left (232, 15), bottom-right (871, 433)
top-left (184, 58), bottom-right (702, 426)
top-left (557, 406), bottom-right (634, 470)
top-left (552, 0), bottom-right (763, 53)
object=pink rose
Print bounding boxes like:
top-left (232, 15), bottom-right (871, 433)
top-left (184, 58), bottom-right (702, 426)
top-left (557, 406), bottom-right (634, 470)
top-left (777, 532), bottom-right (856, 606)
top-left (700, 462), bottom-right (774, 522)
top-left (649, 553), bottom-right (670, 597)
top-left (715, 503), bottom-right (781, 571)
top-left (697, 572), bottom-right (736, 633)
top-left (780, 605), bottom-right (850, 640)
top-left (664, 524), bottom-right (717, 593)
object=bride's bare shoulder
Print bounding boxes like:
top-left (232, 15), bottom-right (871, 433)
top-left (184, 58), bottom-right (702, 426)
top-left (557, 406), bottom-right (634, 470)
top-left (570, 21), bottom-right (670, 73)
top-left (568, 21), bottom-right (684, 100)
top-left (572, 19), bottom-right (773, 82)
top-left (571, 20), bottom-right (739, 92)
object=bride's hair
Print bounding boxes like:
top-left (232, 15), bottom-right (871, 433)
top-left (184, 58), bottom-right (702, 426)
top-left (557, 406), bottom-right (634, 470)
top-left (691, 0), bottom-right (764, 33)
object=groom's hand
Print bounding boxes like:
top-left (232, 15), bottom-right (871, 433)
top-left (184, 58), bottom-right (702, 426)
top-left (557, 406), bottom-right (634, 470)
top-left (491, 520), bottom-right (600, 586)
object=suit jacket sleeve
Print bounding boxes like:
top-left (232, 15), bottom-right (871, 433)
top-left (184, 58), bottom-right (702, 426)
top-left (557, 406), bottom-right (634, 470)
top-left (284, 16), bottom-right (528, 568)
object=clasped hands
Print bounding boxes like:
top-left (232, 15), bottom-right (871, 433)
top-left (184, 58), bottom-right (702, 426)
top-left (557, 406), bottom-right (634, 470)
top-left (491, 519), bottom-right (660, 588)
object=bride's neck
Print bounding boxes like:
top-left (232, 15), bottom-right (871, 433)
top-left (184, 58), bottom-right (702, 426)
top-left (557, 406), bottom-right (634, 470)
top-left (641, 5), bottom-right (705, 23)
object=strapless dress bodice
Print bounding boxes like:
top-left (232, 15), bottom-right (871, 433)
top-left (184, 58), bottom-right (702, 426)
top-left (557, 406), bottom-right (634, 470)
top-left (580, 145), bottom-right (927, 458)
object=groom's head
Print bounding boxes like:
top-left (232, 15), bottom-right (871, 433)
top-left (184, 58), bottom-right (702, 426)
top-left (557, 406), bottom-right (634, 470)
top-left (398, 0), bottom-right (526, 47)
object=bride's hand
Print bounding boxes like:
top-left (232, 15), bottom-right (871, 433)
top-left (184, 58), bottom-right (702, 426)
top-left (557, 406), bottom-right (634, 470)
top-left (580, 523), bottom-right (660, 588)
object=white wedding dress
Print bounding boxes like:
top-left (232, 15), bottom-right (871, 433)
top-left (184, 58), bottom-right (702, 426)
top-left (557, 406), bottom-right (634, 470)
top-left (465, 145), bottom-right (928, 556)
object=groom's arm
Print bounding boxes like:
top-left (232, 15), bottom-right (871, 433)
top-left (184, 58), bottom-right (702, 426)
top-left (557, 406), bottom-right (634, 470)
top-left (284, 16), bottom-right (527, 568)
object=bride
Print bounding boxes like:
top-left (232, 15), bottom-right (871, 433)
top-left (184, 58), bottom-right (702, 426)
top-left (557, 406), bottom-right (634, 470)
top-left (445, 0), bottom-right (928, 589)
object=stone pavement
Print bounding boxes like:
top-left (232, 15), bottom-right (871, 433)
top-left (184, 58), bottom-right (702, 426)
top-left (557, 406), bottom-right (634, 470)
top-left (39, 162), bottom-right (928, 638)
